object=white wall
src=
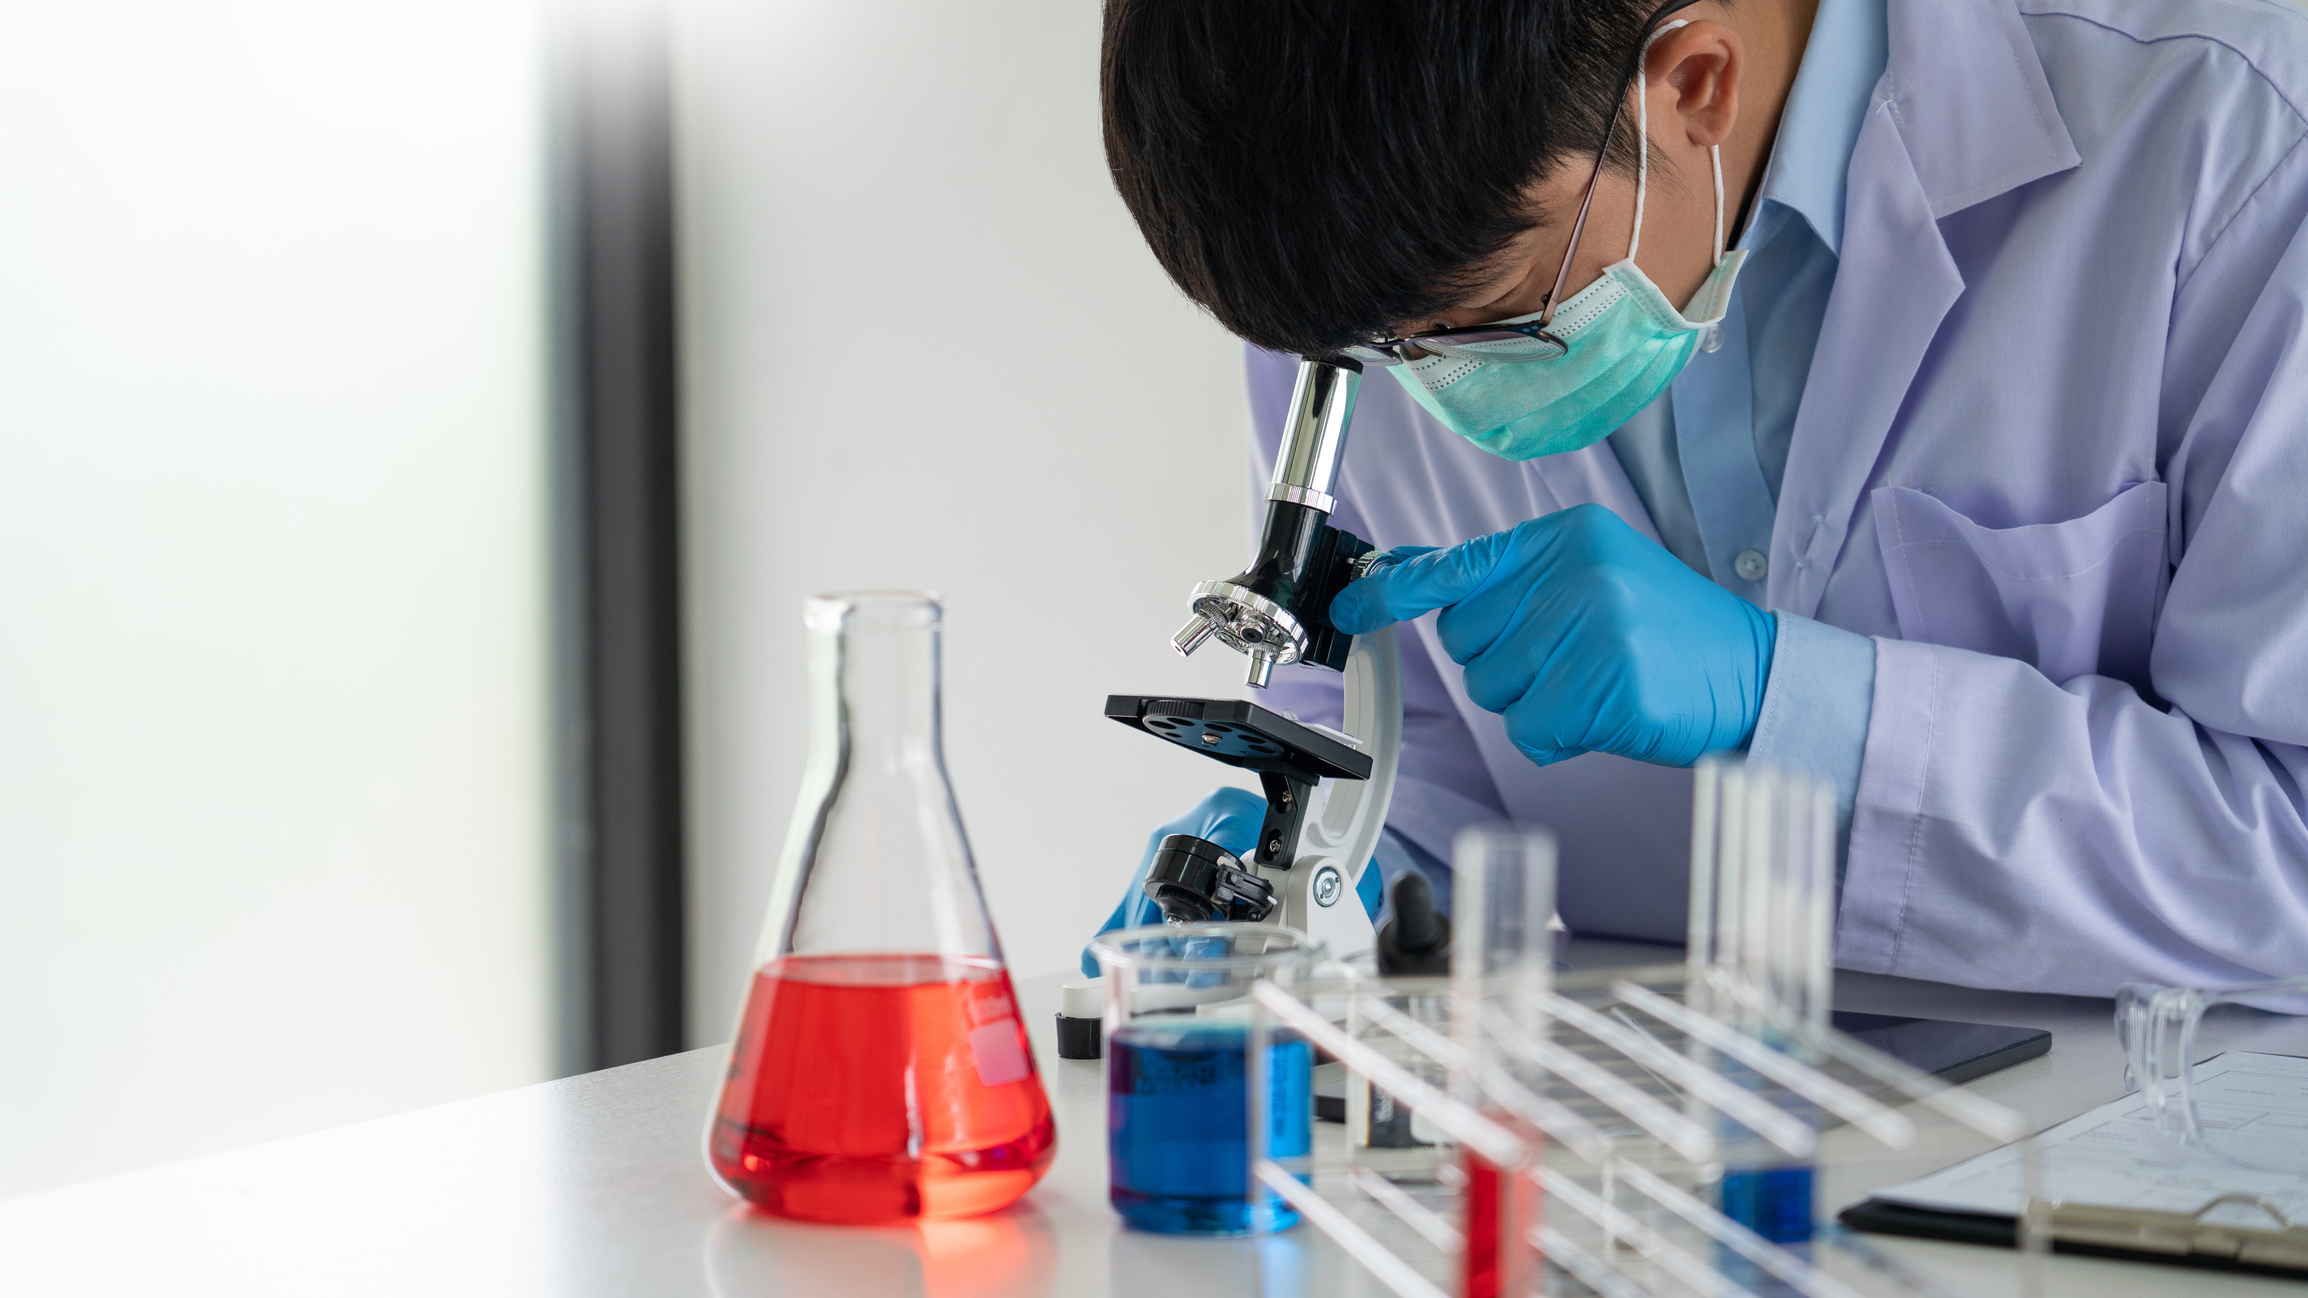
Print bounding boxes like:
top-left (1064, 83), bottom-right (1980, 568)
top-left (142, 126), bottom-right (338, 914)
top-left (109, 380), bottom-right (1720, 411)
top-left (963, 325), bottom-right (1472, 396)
top-left (674, 0), bottom-right (1263, 1037)
top-left (0, 1), bottom-right (553, 1195)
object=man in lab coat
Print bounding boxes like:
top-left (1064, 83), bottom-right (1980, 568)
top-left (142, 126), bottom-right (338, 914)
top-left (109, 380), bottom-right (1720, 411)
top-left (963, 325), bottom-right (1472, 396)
top-left (1087, 0), bottom-right (2308, 999)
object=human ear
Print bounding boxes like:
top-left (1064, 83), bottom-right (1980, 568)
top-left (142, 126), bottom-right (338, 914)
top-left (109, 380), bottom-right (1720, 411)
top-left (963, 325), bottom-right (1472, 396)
top-left (1646, 22), bottom-right (1740, 149)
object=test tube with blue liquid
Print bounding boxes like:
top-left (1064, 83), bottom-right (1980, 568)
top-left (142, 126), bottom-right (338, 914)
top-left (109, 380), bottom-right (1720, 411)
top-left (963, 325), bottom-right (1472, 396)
top-left (1688, 760), bottom-right (1836, 1248)
top-left (1091, 923), bottom-right (1319, 1236)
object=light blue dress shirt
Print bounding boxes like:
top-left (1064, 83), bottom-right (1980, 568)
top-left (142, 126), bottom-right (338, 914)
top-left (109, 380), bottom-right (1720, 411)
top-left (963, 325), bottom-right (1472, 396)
top-left (1610, 0), bottom-right (1886, 853)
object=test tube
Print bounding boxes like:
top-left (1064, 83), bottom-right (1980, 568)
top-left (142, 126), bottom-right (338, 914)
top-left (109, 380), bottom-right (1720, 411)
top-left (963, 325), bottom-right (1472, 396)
top-left (1691, 760), bottom-right (1836, 1246)
top-left (1711, 761), bottom-right (1752, 1018)
top-left (1449, 822), bottom-right (1554, 1298)
top-left (1795, 777), bottom-right (1835, 1027)
top-left (1688, 761), bottom-right (1834, 1028)
top-left (1686, 757), bottom-right (1724, 978)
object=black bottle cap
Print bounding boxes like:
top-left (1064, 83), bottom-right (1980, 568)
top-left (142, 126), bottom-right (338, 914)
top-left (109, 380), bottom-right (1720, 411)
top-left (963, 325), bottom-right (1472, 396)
top-left (1376, 871), bottom-right (1451, 977)
top-left (1054, 1012), bottom-right (1102, 1060)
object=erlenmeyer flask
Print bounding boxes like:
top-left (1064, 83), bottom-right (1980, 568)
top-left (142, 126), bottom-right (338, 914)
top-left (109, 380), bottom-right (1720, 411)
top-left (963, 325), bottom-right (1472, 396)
top-left (706, 591), bottom-right (1055, 1224)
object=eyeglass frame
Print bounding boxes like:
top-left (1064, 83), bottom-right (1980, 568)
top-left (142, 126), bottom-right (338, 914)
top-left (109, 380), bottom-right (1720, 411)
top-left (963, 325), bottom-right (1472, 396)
top-left (1337, 0), bottom-right (1706, 368)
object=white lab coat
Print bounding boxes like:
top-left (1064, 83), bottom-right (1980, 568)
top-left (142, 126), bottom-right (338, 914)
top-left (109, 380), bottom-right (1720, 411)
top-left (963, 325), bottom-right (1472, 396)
top-left (1254, 0), bottom-right (2308, 998)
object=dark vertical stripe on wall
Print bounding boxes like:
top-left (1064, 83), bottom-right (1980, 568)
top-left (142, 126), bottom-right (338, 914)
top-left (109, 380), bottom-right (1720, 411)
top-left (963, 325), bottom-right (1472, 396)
top-left (549, 0), bottom-right (686, 1074)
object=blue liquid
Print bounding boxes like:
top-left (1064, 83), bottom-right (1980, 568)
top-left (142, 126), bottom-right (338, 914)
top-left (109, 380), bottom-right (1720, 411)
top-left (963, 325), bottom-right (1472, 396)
top-left (1716, 1047), bottom-right (1817, 1245)
top-left (1107, 1021), bottom-right (1311, 1235)
top-left (1719, 1165), bottom-right (1815, 1243)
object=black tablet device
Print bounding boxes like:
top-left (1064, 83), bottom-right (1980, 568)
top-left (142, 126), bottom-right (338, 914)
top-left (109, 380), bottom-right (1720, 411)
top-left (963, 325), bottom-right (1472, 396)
top-left (1828, 1012), bottom-right (2050, 1084)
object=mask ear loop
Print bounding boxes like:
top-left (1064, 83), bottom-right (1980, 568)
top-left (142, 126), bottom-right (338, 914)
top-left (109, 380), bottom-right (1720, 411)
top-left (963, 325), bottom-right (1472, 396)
top-left (1710, 146), bottom-right (1726, 266)
top-left (1627, 19), bottom-right (1728, 270)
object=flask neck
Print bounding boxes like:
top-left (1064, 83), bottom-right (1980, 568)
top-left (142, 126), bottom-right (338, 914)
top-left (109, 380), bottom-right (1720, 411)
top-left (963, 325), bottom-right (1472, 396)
top-left (771, 591), bottom-right (996, 965)
top-left (816, 604), bottom-right (944, 771)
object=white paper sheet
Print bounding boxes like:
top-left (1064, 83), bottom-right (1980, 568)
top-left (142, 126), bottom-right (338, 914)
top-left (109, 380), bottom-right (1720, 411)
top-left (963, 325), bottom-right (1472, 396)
top-left (1871, 1052), bottom-right (2308, 1225)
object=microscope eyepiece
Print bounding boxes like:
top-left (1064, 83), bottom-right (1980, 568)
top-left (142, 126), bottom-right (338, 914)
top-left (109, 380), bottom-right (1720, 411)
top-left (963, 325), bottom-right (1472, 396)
top-left (1170, 356), bottom-right (1372, 688)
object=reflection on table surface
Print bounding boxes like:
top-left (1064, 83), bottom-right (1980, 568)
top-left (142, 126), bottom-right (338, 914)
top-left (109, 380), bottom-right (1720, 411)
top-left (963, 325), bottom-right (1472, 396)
top-left (706, 1202), bottom-right (1060, 1298)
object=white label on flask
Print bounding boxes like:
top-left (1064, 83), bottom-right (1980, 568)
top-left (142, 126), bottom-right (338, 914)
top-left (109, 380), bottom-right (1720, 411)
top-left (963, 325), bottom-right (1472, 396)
top-left (969, 1020), bottom-right (1032, 1087)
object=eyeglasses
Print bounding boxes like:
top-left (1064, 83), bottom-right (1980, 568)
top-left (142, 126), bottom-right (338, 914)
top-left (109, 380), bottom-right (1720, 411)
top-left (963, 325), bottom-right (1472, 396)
top-left (1336, 0), bottom-right (1703, 369)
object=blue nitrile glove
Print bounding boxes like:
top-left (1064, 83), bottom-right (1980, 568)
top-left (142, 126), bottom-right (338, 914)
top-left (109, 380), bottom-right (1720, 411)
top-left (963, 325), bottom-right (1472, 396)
top-left (1081, 786), bottom-right (1385, 976)
top-left (1329, 503), bottom-right (1775, 769)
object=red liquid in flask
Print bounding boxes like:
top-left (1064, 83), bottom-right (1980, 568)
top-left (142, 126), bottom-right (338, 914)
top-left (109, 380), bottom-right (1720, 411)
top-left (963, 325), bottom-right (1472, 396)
top-left (709, 953), bottom-right (1056, 1224)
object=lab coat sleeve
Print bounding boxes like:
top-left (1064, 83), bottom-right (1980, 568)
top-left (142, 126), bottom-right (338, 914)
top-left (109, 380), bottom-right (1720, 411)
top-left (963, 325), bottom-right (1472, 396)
top-left (1245, 347), bottom-right (1510, 869)
top-left (1837, 137), bottom-right (2308, 996)
top-left (1747, 612), bottom-right (1877, 864)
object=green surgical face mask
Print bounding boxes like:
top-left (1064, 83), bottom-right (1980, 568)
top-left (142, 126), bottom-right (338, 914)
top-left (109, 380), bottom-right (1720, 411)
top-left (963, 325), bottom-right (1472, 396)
top-left (1389, 21), bottom-right (1748, 462)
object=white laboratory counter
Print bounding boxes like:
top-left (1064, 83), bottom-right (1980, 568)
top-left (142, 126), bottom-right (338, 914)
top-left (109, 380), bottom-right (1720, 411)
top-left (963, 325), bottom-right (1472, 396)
top-left (7, 939), bottom-right (2307, 1297)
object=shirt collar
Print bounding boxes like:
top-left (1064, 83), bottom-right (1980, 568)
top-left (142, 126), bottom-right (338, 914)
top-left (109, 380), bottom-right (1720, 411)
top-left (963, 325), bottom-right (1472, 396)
top-left (1744, 0), bottom-right (1888, 256)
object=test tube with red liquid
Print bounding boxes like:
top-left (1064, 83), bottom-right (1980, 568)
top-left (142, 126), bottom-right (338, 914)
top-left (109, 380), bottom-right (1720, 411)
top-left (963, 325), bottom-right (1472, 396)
top-left (1449, 823), bottom-right (1556, 1295)
top-left (1462, 1139), bottom-right (1541, 1298)
top-left (705, 593), bottom-right (1055, 1224)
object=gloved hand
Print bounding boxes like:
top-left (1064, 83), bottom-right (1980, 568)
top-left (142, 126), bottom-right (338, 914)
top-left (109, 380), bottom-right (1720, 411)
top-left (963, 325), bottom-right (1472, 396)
top-left (1329, 503), bottom-right (1775, 769)
top-left (1081, 786), bottom-right (1267, 976)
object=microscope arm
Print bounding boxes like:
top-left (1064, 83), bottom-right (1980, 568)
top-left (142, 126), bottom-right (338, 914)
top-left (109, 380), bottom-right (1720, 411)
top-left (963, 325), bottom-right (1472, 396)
top-left (1295, 622), bottom-right (1399, 889)
top-left (1276, 623), bottom-right (1398, 954)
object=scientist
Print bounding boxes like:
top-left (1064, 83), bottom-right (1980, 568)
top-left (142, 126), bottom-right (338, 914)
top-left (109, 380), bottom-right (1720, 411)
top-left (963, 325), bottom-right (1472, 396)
top-left (1088, 0), bottom-right (2308, 998)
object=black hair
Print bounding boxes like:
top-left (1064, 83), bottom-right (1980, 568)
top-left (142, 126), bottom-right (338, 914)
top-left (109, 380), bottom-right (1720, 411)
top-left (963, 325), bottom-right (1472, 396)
top-left (1101, 0), bottom-right (1670, 355)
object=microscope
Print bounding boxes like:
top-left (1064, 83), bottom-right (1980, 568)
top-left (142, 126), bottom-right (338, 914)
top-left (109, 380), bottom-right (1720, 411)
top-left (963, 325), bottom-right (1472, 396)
top-left (1107, 355), bottom-right (1401, 959)
top-left (1053, 356), bottom-right (1402, 1058)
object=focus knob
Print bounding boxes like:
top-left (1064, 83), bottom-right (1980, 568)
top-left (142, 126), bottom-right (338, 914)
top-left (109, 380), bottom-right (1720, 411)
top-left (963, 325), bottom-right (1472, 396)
top-left (1141, 834), bottom-right (1277, 924)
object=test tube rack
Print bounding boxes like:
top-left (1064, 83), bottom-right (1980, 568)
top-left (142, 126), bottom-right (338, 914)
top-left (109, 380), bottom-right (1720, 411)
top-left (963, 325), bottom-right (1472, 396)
top-left (1241, 761), bottom-right (2047, 1298)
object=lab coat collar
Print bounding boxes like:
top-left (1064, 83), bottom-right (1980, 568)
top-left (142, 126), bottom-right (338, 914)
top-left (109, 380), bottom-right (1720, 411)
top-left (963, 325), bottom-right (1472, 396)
top-left (1753, 0), bottom-right (1888, 257)
top-left (1765, 0), bottom-right (2081, 618)
top-left (1878, 0), bottom-right (2079, 218)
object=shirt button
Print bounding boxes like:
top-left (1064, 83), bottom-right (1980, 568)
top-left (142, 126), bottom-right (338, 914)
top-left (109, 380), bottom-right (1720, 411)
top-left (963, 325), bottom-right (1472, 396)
top-left (1734, 548), bottom-right (1769, 582)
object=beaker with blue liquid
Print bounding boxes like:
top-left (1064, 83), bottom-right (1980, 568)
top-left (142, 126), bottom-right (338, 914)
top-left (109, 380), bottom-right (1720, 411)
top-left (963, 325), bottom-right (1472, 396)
top-left (1090, 924), bottom-right (1321, 1236)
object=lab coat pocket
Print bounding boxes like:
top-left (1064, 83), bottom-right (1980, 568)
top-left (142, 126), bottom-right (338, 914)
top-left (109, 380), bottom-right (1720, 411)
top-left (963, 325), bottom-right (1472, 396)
top-left (1873, 481), bottom-right (2168, 689)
